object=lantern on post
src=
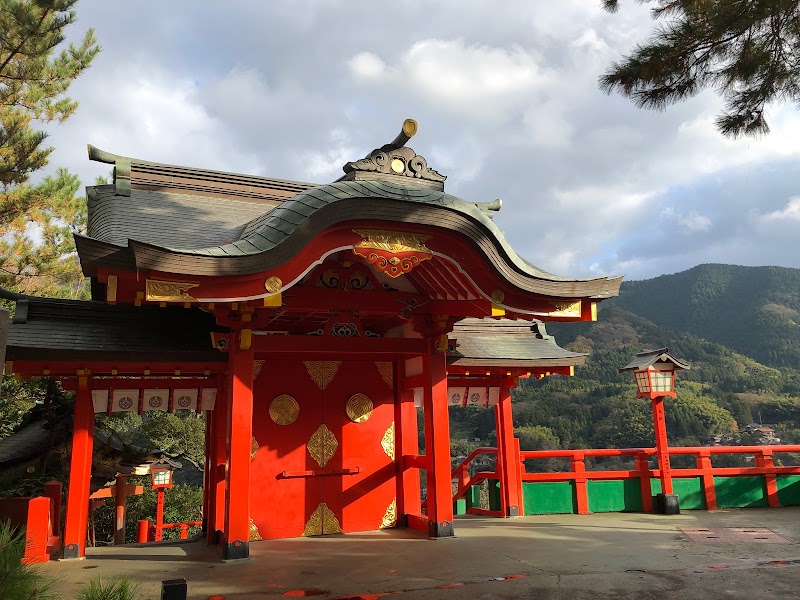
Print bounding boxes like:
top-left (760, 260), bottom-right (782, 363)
top-left (150, 462), bottom-right (174, 541)
top-left (619, 348), bottom-right (690, 515)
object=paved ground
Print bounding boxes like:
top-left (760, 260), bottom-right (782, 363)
top-left (44, 508), bottom-right (800, 599)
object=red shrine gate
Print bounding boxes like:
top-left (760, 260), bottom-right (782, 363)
top-left (4, 120), bottom-right (622, 561)
top-left (252, 359), bottom-right (397, 537)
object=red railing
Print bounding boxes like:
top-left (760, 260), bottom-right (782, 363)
top-left (450, 447), bottom-right (500, 516)
top-left (136, 519), bottom-right (203, 543)
top-left (519, 445), bottom-right (800, 513)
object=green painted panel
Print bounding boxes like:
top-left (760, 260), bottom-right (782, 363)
top-left (488, 479), bottom-right (501, 512)
top-left (777, 476), bottom-right (800, 506)
top-left (453, 498), bottom-right (467, 515)
top-left (522, 482), bottom-right (575, 515)
top-left (714, 476), bottom-right (767, 508)
top-left (587, 480), bottom-right (643, 513)
top-left (672, 478), bottom-right (705, 510)
top-left (465, 486), bottom-right (481, 509)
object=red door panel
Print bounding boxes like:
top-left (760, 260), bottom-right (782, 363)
top-left (322, 360), bottom-right (397, 533)
top-left (250, 359), bottom-right (323, 539)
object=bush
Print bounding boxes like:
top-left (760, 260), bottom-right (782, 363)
top-left (77, 577), bottom-right (141, 600)
top-left (0, 520), bottom-right (58, 600)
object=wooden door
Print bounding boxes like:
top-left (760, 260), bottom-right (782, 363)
top-left (250, 359), bottom-right (324, 539)
top-left (250, 359), bottom-right (397, 539)
top-left (322, 360), bottom-right (397, 533)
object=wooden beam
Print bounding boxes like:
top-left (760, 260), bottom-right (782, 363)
top-left (253, 335), bottom-right (426, 355)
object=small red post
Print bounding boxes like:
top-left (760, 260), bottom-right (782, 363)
top-left (63, 386), bottom-right (95, 559)
top-left (208, 378), bottom-right (228, 545)
top-left (757, 450), bottom-right (780, 507)
top-left (651, 397), bottom-right (673, 494)
top-left (22, 497), bottom-right (52, 564)
top-left (180, 524), bottom-right (189, 539)
top-left (422, 344), bottom-right (454, 537)
top-left (572, 453), bottom-right (589, 515)
top-left (636, 453), bottom-right (653, 513)
top-left (154, 488), bottom-right (165, 542)
top-left (136, 520), bottom-right (150, 543)
top-left (696, 451), bottom-right (717, 510)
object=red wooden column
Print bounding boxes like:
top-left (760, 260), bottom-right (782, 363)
top-left (651, 397), bottom-right (673, 494)
top-left (202, 406), bottom-right (213, 534)
top-left (208, 380), bottom-right (229, 545)
top-left (63, 384), bottom-right (94, 559)
top-left (696, 451), bottom-right (717, 510)
top-left (396, 366), bottom-right (421, 518)
top-left (223, 333), bottom-right (254, 560)
top-left (422, 344), bottom-right (454, 537)
top-left (494, 380), bottom-right (522, 517)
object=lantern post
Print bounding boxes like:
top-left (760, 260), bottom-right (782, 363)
top-left (619, 348), bottom-right (690, 515)
top-left (150, 464), bottom-right (174, 541)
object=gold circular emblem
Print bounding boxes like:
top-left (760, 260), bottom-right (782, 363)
top-left (346, 393), bottom-right (373, 423)
top-left (265, 276), bottom-right (282, 293)
top-left (390, 158), bottom-right (405, 174)
top-left (491, 289), bottom-right (505, 304)
top-left (269, 394), bottom-right (299, 425)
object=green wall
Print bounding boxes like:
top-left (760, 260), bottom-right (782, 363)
top-left (522, 482), bottom-right (575, 515)
top-left (777, 475), bottom-right (800, 506)
top-left (713, 476), bottom-right (767, 508)
top-left (587, 480), bottom-right (643, 512)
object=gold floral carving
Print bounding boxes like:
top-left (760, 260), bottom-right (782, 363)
top-left (549, 301), bottom-right (582, 318)
top-left (375, 361), bottom-right (393, 389)
top-left (303, 502), bottom-right (342, 536)
top-left (249, 518), bottom-right (262, 541)
top-left (304, 361), bottom-right (341, 390)
top-left (353, 229), bottom-right (432, 253)
top-left (145, 279), bottom-right (199, 302)
top-left (381, 422), bottom-right (395, 461)
top-left (308, 423), bottom-right (338, 468)
top-left (269, 394), bottom-right (299, 425)
top-left (251, 436), bottom-right (259, 460)
top-left (380, 498), bottom-right (398, 529)
top-left (264, 276), bottom-right (282, 293)
top-left (253, 360), bottom-right (265, 380)
top-left (346, 393), bottom-right (373, 423)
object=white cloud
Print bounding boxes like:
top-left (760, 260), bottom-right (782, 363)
top-left (759, 197), bottom-right (800, 223)
top-left (347, 52), bottom-right (386, 79)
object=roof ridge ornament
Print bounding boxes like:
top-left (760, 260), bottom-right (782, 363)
top-left (340, 119), bottom-right (447, 190)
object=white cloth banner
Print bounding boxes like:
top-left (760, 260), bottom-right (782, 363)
top-left (449, 387), bottom-right (466, 407)
top-left (466, 387), bottom-right (488, 407)
top-left (173, 389), bottom-right (198, 411)
top-left (92, 390), bottom-right (109, 413)
top-left (143, 389), bottom-right (169, 412)
top-left (112, 389), bottom-right (140, 412)
top-left (201, 388), bottom-right (217, 411)
top-left (413, 387), bottom-right (423, 408)
top-left (488, 387), bottom-right (500, 407)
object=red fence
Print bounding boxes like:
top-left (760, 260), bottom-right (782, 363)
top-left (0, 481), bottom-right (63, 563)
top-left (451, 445), bottom-right (800, 515)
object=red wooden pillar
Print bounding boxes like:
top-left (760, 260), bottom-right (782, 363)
top-left (696, 451), bottom-right (717, 510)
top-left (114, 474), bottom-right (127, 545)
top-left (572, 453), bottom-right (590, 515)
top-left (396, 367), bottom-right (421, 518)
top-left (494, 382), bottom-right (522, 516)
top-left (636, 452), bottom-right (654, 513)
top-left (514, 438), bottom-right (524, 516)
top-left (422, 345), bottom-right (454, 537)
top-left (757, 450), bottom-right (780, 508)
top-left (223, 333), bottom-right (254, 559)
top-left (208, 379), bottom-right (229, 545)
top-left (202, 407), bottom-right (212, 534)
top-left (63, 385), bottom-right (94, 559)
top-left (154, 488), bottom-right (166, 541)
top-left (651, 397), bottom-right (673, 494)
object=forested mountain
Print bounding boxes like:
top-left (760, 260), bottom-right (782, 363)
top-left (611, 264), bottom-right (800, 368)
top-left (450, 265), bottom-right (800, 457)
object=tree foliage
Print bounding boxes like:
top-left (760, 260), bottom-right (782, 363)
top-left (0, 0), bottom-right (99, 294)
top-left (601, 1), bottom-right (800, 137)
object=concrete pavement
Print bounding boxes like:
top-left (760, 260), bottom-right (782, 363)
top-left (44, 508), bottom-right (800, 599)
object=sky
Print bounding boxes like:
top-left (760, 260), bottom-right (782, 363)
top-left (43, 1), bottom-right (800, 281)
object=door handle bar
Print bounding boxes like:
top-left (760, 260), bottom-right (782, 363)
top-left (280, 467), bottom-right (360, 479)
